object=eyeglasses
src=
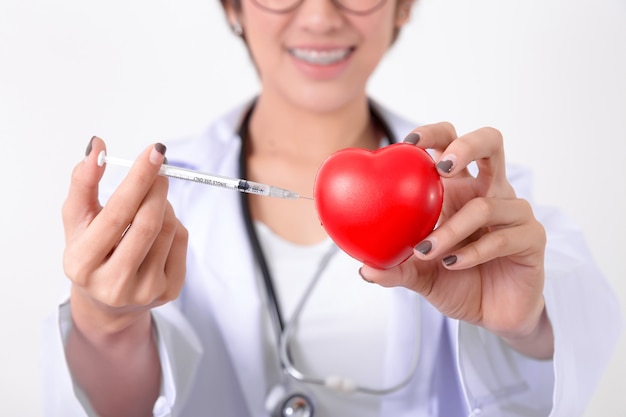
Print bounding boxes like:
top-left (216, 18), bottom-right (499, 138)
top-left (250, 0), bottom-right (388, 16)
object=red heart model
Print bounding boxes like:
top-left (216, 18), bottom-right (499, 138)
top-left (314, 143), bottom-right (444, 270)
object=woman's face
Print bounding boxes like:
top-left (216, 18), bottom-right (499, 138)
top-left (228, 0), bottom-right (411, 114)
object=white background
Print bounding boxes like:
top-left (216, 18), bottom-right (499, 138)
top-left (1, 0), bottom-right (624, 415)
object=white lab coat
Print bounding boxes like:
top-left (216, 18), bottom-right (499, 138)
top-left (42, 101), bottom-right (623, 417)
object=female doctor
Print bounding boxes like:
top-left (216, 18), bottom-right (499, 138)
top-left (44, 0), bottom-right (621, 416)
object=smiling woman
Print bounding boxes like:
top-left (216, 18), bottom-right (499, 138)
top-left (221, 0), bottom-right (408, 117)
top-left (29, 0), bottom-right (625, 416)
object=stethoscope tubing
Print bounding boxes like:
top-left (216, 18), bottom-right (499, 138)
top-left (238, 99), bottom-right (420, 398)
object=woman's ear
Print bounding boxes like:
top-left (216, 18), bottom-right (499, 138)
top-left (224, 5), bottom-right (244, 36)
top-left (395, 0), bottom-right (415, 27)
top-left (223, 1), bottom-right (242, 32)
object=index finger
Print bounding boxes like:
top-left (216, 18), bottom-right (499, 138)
top-left (402, 122), bottom-right (458, 158)
top-left (404, 123), bottom-right (507, 182)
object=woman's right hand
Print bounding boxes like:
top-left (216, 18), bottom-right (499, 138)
top-left (62, 136), bottom-right (188, 337)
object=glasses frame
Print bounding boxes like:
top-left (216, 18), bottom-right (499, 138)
top-left (250, 0), bottom-right (388, 16)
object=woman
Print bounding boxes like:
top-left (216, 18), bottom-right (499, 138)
top-left (44, 0), bottom-right (621, 416)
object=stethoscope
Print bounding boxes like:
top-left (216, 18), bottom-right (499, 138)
top-left (238, 101), bottom-right (420, 417)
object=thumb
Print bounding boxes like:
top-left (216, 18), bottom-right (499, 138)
top-left (62, 136), bottom-right (107, 238)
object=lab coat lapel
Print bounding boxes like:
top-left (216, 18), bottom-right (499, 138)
top-left (205, 142), bottom-right (269, 416)
top-left (214, 219), bottom-right (268, 416)
top-left (178, 120), bottom-right (269, 416)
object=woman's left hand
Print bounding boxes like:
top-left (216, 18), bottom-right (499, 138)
top-left (360, 122), bottom-right (554, 359)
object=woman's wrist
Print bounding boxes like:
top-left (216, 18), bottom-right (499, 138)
top-left (69, 284), bottom-right (153, 345)
top-left (498, 303), bottom-right (554, 360)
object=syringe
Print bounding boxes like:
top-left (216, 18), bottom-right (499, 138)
top-left (97, 151), bottom-right (309, 200)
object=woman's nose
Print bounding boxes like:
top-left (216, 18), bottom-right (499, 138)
top-left (292, 0), bottom-right (345, 33)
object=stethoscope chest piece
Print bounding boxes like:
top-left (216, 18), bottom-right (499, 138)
top-left (267, 384), bottom-right (315, 417)
top-left (280, 393), bottom-right (314, 417)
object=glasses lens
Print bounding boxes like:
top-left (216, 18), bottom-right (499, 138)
top-left (251, 0), bottom-right (302, 13)
top-left (252, 0), bottom-right (387, 14)
top-left (336, 0), bottom-right (387, 14)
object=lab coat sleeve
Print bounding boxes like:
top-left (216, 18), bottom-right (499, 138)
top-left (540, 205), bottom-right (622, 416)
top-left (455, 166), bottom-right (622, 417)
top-left (40, 298), bottom-right (204, 417)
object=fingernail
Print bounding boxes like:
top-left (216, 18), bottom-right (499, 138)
top-left (437, 159), bottom-right (454, 174)
top-left (359, 267), bottom-right (375, 284)
top-left (415, 240), bottom-right (432, 255)
top-left (403, 132), bottom-right (420, 145)
top-left (155, 143), bottom-right (166, 155)
top-left (443, 255), bottom-right (457, 266)
top-left (85, 136), bottom-right (97, 157)
top-left (150, 143), bottom-right (167, 165)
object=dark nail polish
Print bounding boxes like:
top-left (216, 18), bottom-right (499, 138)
top-left (415, 240), bottom-right (432, 255)
top-left (403, 132), bottom-right (420, 145)
top-left (358, 267), bottom-right (375, 283)
top-left (85, 136), bottom-right (96, 156)
top-left (443, 255), bottom-right (457, 266)
top-left (437, 159), bottom-right (453, 174)
top-left (155, 143), bottom-right (167, 155)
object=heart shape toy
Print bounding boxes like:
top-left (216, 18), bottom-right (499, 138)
top-left (314, 143), bottom-right (444, 269)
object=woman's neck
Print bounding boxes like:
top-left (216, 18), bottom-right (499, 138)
top-left (248, 94), bottom-right (381, 163)
top-left (242, 93), bottom-right (383, 245)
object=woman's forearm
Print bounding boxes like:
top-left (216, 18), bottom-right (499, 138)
top-left (66, 293), bottom-right (161, 417)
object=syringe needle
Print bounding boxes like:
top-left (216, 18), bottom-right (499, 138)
top-left (97, 151), bottom-right (308, 201)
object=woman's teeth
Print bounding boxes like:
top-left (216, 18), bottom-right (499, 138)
top-left (289, 48), bottom-right (352, 65)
